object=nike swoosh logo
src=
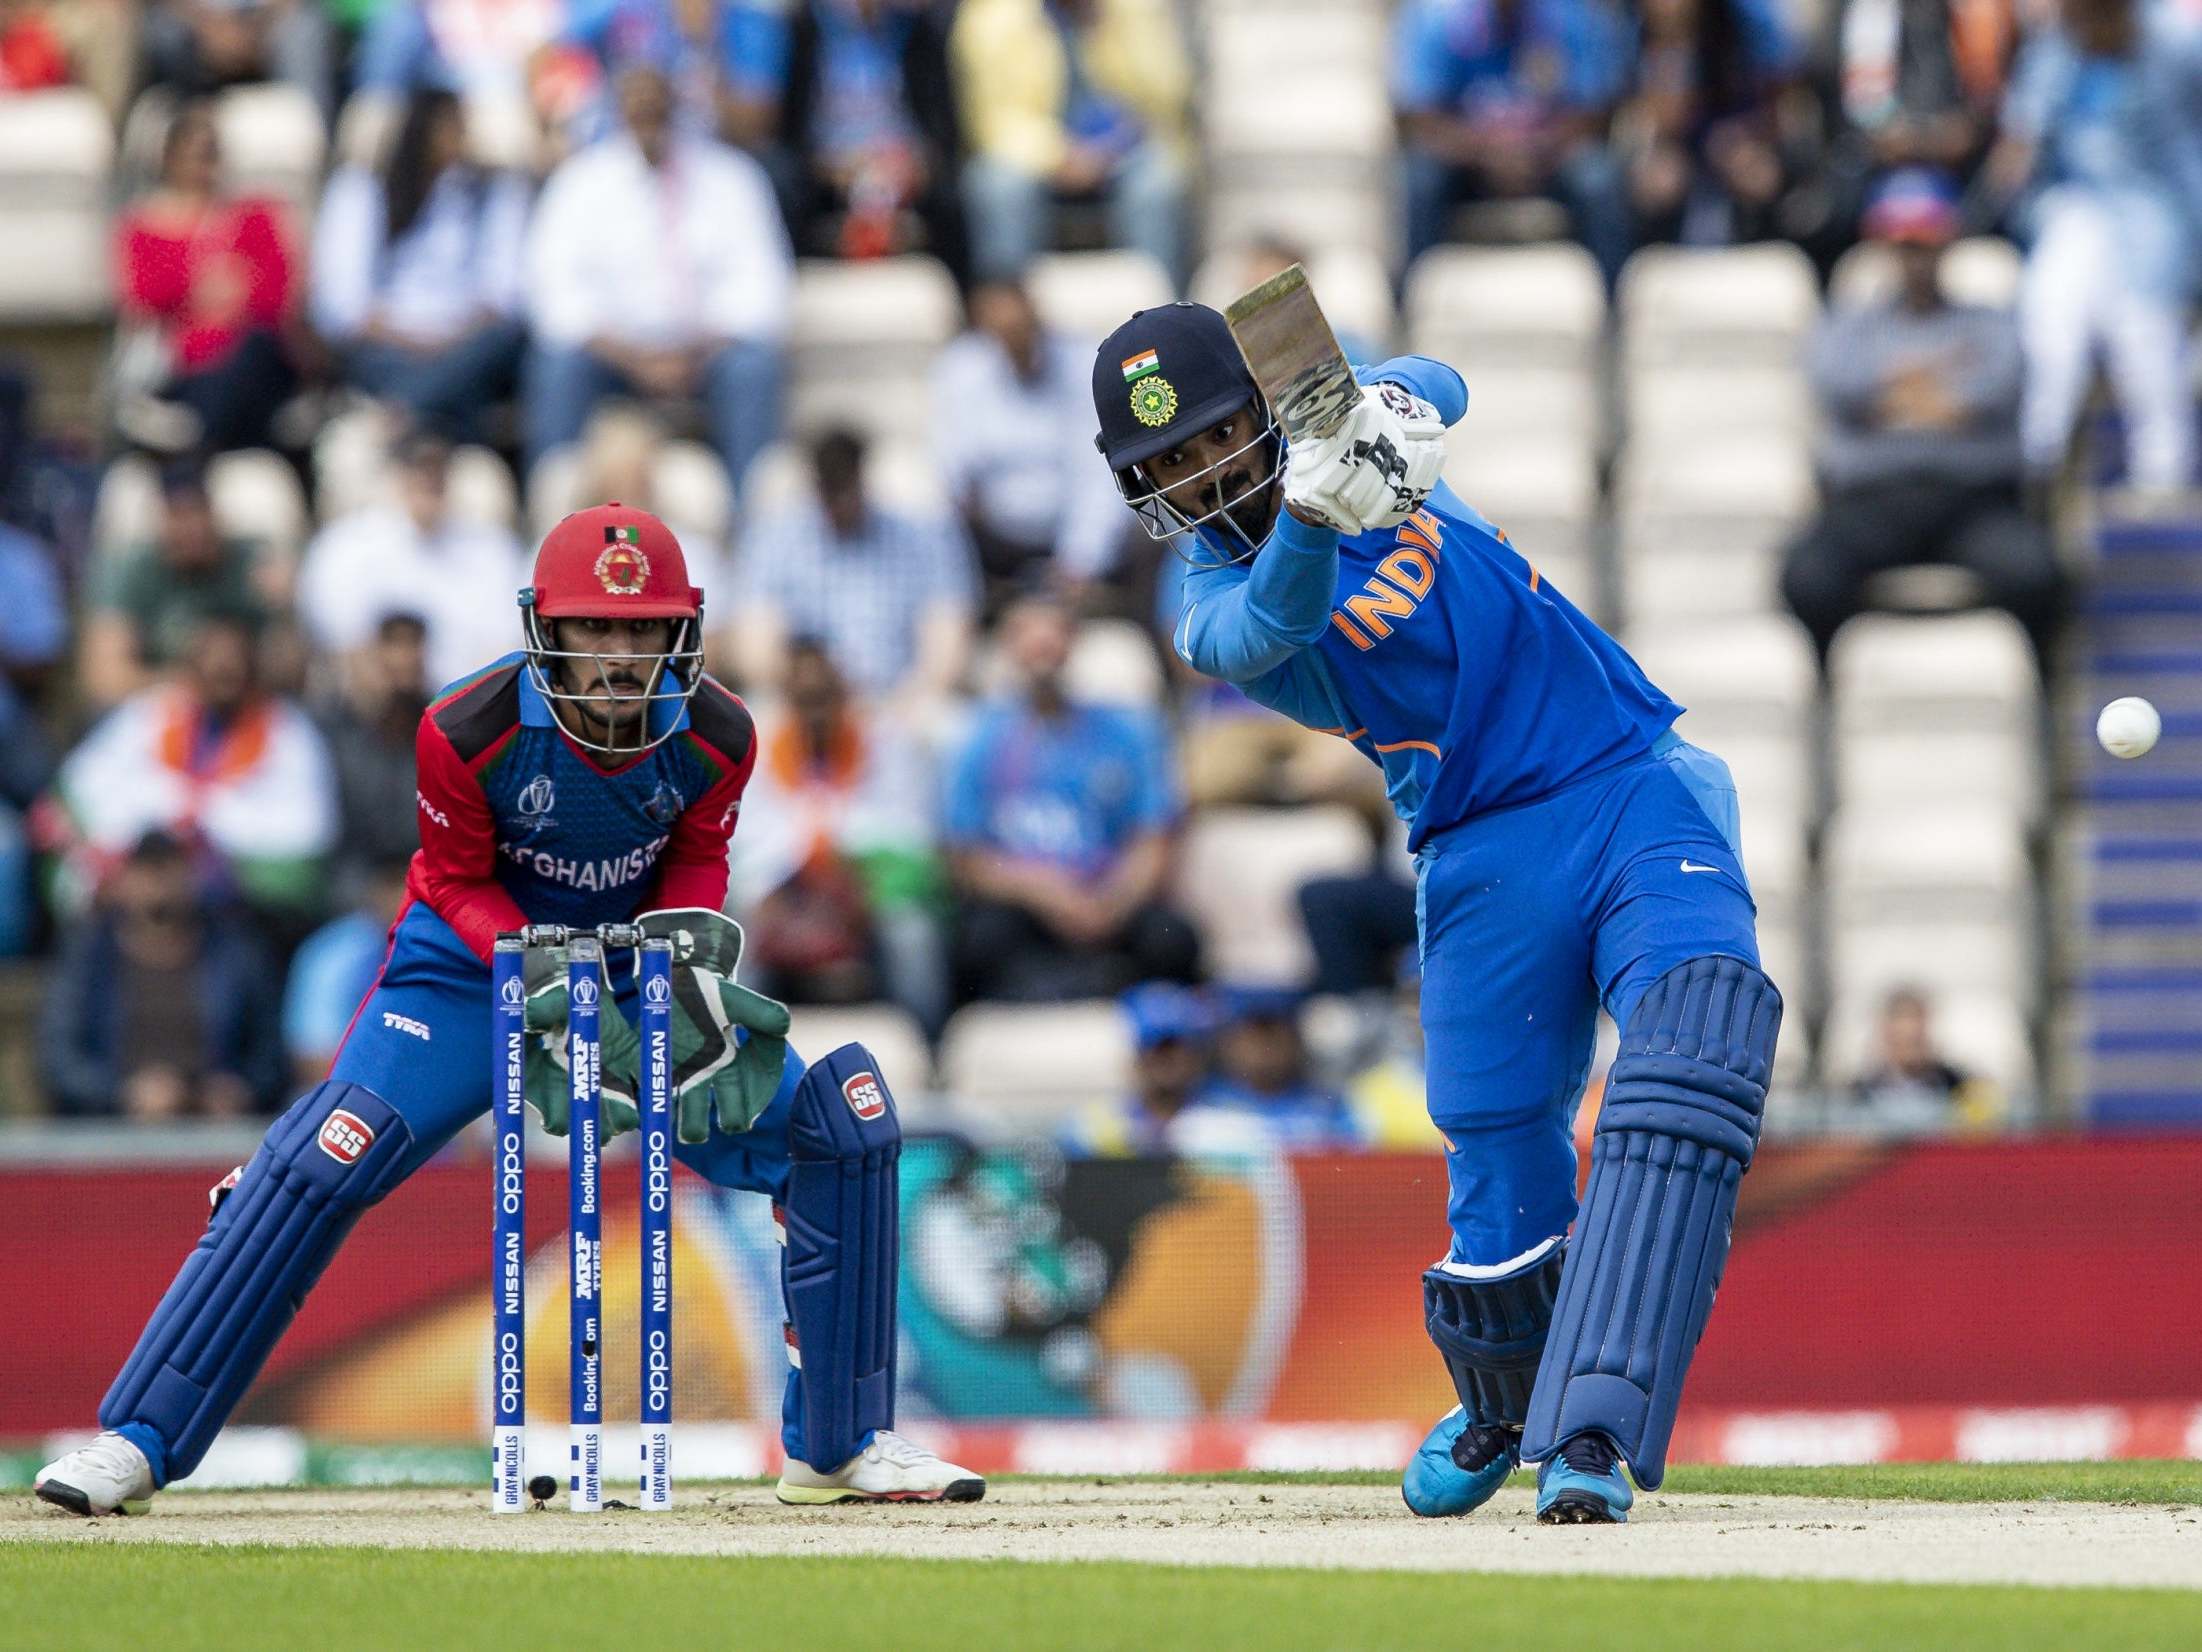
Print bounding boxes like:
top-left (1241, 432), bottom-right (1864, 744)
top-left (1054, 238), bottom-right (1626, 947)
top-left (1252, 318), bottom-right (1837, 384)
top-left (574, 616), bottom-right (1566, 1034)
top-left (1679, 861), bottom-right (1722, 874)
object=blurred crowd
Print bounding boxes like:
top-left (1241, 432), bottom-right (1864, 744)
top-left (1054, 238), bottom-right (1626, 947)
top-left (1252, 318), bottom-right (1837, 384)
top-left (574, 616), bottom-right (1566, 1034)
top-left (0, 0), bottom-right (2182, 1139)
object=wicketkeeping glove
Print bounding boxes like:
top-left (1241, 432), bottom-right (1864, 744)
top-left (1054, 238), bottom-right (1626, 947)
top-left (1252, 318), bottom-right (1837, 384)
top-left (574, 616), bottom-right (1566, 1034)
top-left (1282, 381), bottom-right (1447, 536)
top-left (521, 945), bottom-right (641, 1141)
top-left (630, 907), bottom-right (792, 1145)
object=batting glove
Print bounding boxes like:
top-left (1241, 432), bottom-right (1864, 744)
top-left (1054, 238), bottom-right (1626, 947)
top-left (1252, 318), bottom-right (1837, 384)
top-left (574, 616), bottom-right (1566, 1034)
top-left (1282, 382), bottom-right (1447, 536)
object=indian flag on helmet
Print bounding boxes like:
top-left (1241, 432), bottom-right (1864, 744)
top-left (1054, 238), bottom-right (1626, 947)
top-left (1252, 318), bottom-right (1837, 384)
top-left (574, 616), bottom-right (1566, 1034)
top-left (1121, 348), bottom-right (1160, 382)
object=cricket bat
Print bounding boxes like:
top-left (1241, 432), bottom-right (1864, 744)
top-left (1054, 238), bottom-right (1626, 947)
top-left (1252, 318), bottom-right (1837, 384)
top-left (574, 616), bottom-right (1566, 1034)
top-left (1224, 263), bottom-right (1360, 444)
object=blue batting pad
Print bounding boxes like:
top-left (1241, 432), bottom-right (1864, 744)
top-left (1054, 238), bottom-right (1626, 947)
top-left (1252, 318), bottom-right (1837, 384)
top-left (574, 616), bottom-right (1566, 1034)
top-left (1423, 1239), bottom-right (1565, 1428)
top-left (102, 1082), bottom-right (414, 1483)
top-left (779, 1042), bottom-right (901, 1473)
top-left (1520, 956), bottom-right (1781, 1488)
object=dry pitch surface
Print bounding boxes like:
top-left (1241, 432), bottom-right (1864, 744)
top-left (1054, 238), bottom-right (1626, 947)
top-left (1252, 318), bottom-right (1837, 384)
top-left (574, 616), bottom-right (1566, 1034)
top-left (8, 1479), bottom-right (2199, 1591)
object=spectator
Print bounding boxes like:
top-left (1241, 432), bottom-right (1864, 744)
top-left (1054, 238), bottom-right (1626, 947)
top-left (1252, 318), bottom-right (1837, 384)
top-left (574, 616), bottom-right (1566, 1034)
top-left (1062, 982), bottom-right (1235, 1155)
top-left (355, 0), bottom-right (569, 108)
top-left (311, 89), bottom-right (530, 442)
top-left (558, 0), bottom-right (791, 148)
top-left (1848, 984), bottom-right (2005, 1130)
top-left (731, 637), bottom-right (950, 1033)
top-left (763, 0), bottom-right (967, 275)
top-left (1821, 0), bottom-right (2012, 248)
top-left (951, 0), bottom-right (1192, 287)
top-left (312, 609), bottom-right (432, 879)
top-left (80, 458), bottom-right (272, 710)
top-left (0, 483), bottom-right (65, 812)
top-left (1391, 0), bottom-right (1635, 286)
top-left (1616, 0), bottom-right (1806, 252)
top-left (45, 610), bottom-right (338, 924)
top-left (38, 829), bottom-right (285, 1119)
top-left (1195, 984), bottom-right (1363, 1151)
top-left (295, 431), bottom-right (527, 692)
top-left (524, 61), bottom-right (792, 490)
top-left (945, 588), bottom-right (1197, 1002)
top-left (1780, 169), bottom-right (2064, 671)
top-left (114, 102), bottom-right (301, 456)
top-left (141, 1), bottom-right (336, 121)
top-left (558, 407), bottom-right (739, 642)
top-left (1992, 0), bottom-right (2202, 495)
top-left (727, 425), bottom-right (976, 705)
top-left (933, 278), bottom-right (1128, 608)
top-left (283, 855), bottom-right (410, 1084)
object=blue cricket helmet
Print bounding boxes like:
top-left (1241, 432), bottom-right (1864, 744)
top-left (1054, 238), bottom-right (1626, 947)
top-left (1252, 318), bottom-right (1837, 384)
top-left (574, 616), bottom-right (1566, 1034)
top-left (1092, 302), bottom-right (1282, 557)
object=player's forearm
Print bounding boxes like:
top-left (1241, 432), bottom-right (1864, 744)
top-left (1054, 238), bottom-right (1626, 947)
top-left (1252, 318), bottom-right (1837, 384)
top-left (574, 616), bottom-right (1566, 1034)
top-left (1175, 510), bottom-right (1339, 683)
top-left (1365, 356), bottom-right (1468, 428)
top-left (413, 869), bottom-right (528, 963)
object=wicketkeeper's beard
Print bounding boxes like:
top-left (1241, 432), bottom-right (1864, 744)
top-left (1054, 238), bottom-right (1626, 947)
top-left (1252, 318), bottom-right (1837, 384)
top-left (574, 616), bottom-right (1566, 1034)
top-left (556, 659), bottom-right (654, 739)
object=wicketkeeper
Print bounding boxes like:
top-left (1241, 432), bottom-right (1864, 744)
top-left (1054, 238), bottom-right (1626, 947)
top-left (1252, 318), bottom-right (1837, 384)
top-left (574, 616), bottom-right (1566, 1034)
top-left (36, 505), bottom-right (982, 1515)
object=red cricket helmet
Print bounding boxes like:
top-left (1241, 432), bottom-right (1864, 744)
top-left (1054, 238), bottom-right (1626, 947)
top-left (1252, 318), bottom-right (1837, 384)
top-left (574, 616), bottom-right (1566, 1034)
top-left (529, 502), bottom-right (702, 619)
top-left (519, 503), bottom-right (707, 756)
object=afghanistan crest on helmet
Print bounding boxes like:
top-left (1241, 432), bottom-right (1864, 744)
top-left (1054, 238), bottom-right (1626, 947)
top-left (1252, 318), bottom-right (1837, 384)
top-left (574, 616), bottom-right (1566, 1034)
top-left (595, 524), bottom-right (651, 595)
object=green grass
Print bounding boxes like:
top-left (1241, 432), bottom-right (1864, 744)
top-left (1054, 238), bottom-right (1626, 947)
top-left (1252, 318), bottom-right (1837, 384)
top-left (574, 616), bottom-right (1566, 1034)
top-left (2, 1545), bottom-right (2197, 1652)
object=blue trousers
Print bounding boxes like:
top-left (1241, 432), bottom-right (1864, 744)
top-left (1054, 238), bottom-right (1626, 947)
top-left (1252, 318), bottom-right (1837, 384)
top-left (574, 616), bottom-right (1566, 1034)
top-left (1416, 734), bottom-right (1759, 1268)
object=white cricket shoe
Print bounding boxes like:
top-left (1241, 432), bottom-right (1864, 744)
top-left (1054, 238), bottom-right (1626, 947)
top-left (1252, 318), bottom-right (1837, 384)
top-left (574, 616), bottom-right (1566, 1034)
top-left (35, 1431), bottom-right (155, 1516)
top-left (776, 1430), bottom-right (986, 1505)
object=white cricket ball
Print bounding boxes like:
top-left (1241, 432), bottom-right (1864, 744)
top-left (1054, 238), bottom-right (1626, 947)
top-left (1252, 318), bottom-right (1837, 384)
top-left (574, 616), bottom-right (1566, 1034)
top-left (2096, 696), bottom-right (2162, 759)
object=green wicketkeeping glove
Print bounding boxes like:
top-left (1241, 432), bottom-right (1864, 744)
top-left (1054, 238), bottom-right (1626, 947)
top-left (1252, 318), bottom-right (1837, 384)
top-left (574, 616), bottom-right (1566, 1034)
top-left (630, 908), bottom-right (791, 1145)
top-left (520, 946), bottom-right (641, 1141)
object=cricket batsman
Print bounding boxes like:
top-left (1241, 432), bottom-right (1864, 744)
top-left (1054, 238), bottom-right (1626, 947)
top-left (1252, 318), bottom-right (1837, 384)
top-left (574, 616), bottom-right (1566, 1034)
top-left (1093, 304), bottom-right (1780, 1524)
top-left (36, 505), bottom-right (983, 1514)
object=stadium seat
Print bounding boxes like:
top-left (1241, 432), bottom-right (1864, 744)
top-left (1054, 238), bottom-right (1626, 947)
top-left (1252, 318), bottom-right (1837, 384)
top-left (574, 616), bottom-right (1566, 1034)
top-left (92, 449), bottom-right (308, 570)
top-left (1189, 247), bottom-right (1397, 361)
top-left (1627, 615), bottom-right (1818, 821)
top-left (1027, 251), bottom-right (1174, 349)
top-left (1614, 434), bottom-right (1816, 624)
top-left (1624, 363), bottom-right (1814, 450)
top-left (527, 437), bottom-right (732, 546)
top-left (0, 89), bottom-right (115, 323)
top-left (1204, 80), bottom-right (1393, 168)
top-left (1066, 618), bottom-right (1166, 707)
top-left (1619, 243), bottom-right (1820, 369)
top-left (787, 256), bottom-right (962, 444)
top-left (1441, 438), bottom-right (1600, 614)
top-left (1828, 612), bottom-right (2044, 821)
top-left (1404, 244), bottom-right (1606, 372)
top-left (1207, 172), bottom-right (1394, 264)
top-left (1824, 805), bottom-right (2037, 1006)
top-left (1202, 7), bottom-right (1388, 97)
top-left (971, 617), bottom-right (1164, 708)
top-left (786, 1003), bottom-right (935, 1114)
top-left (1829, 236), bottom-right (2024, 311)
top-left (215, 84), bottom-right (328, 223)
top-left (938, 1000), bottom-right (1133, 1128)
top-left (1821, 988), bottom-right (2037, 1101)
top-left (446, 445), bottom-right (521, 531)
top-left (1451, 365), bottom-right (1601, 447)
top-left (1177, 806), bottom-right (1372, 985)
top-left (741, 435), bottom-right (947, 523)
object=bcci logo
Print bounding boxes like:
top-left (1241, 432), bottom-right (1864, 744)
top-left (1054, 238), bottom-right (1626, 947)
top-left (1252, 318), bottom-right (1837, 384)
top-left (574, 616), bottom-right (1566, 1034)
top-left (842, 1071), bottom-right (887, 1122)
top-left (1130, 375), bottom-right (1178, 428)
top-left (596, 525), bottom-right (651, 595)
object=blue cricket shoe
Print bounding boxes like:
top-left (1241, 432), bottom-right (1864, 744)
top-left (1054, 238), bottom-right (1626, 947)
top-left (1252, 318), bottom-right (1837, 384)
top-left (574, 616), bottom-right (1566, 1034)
top-left (1401, 1406), bottom-right (1518, 1517)
top-left (1534, 1430), bottom-right (1634, 1524)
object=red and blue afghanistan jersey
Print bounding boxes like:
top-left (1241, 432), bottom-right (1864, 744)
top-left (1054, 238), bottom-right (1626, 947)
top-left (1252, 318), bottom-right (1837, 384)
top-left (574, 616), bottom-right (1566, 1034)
top-left (407, 651), bottom-right (757, 959)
